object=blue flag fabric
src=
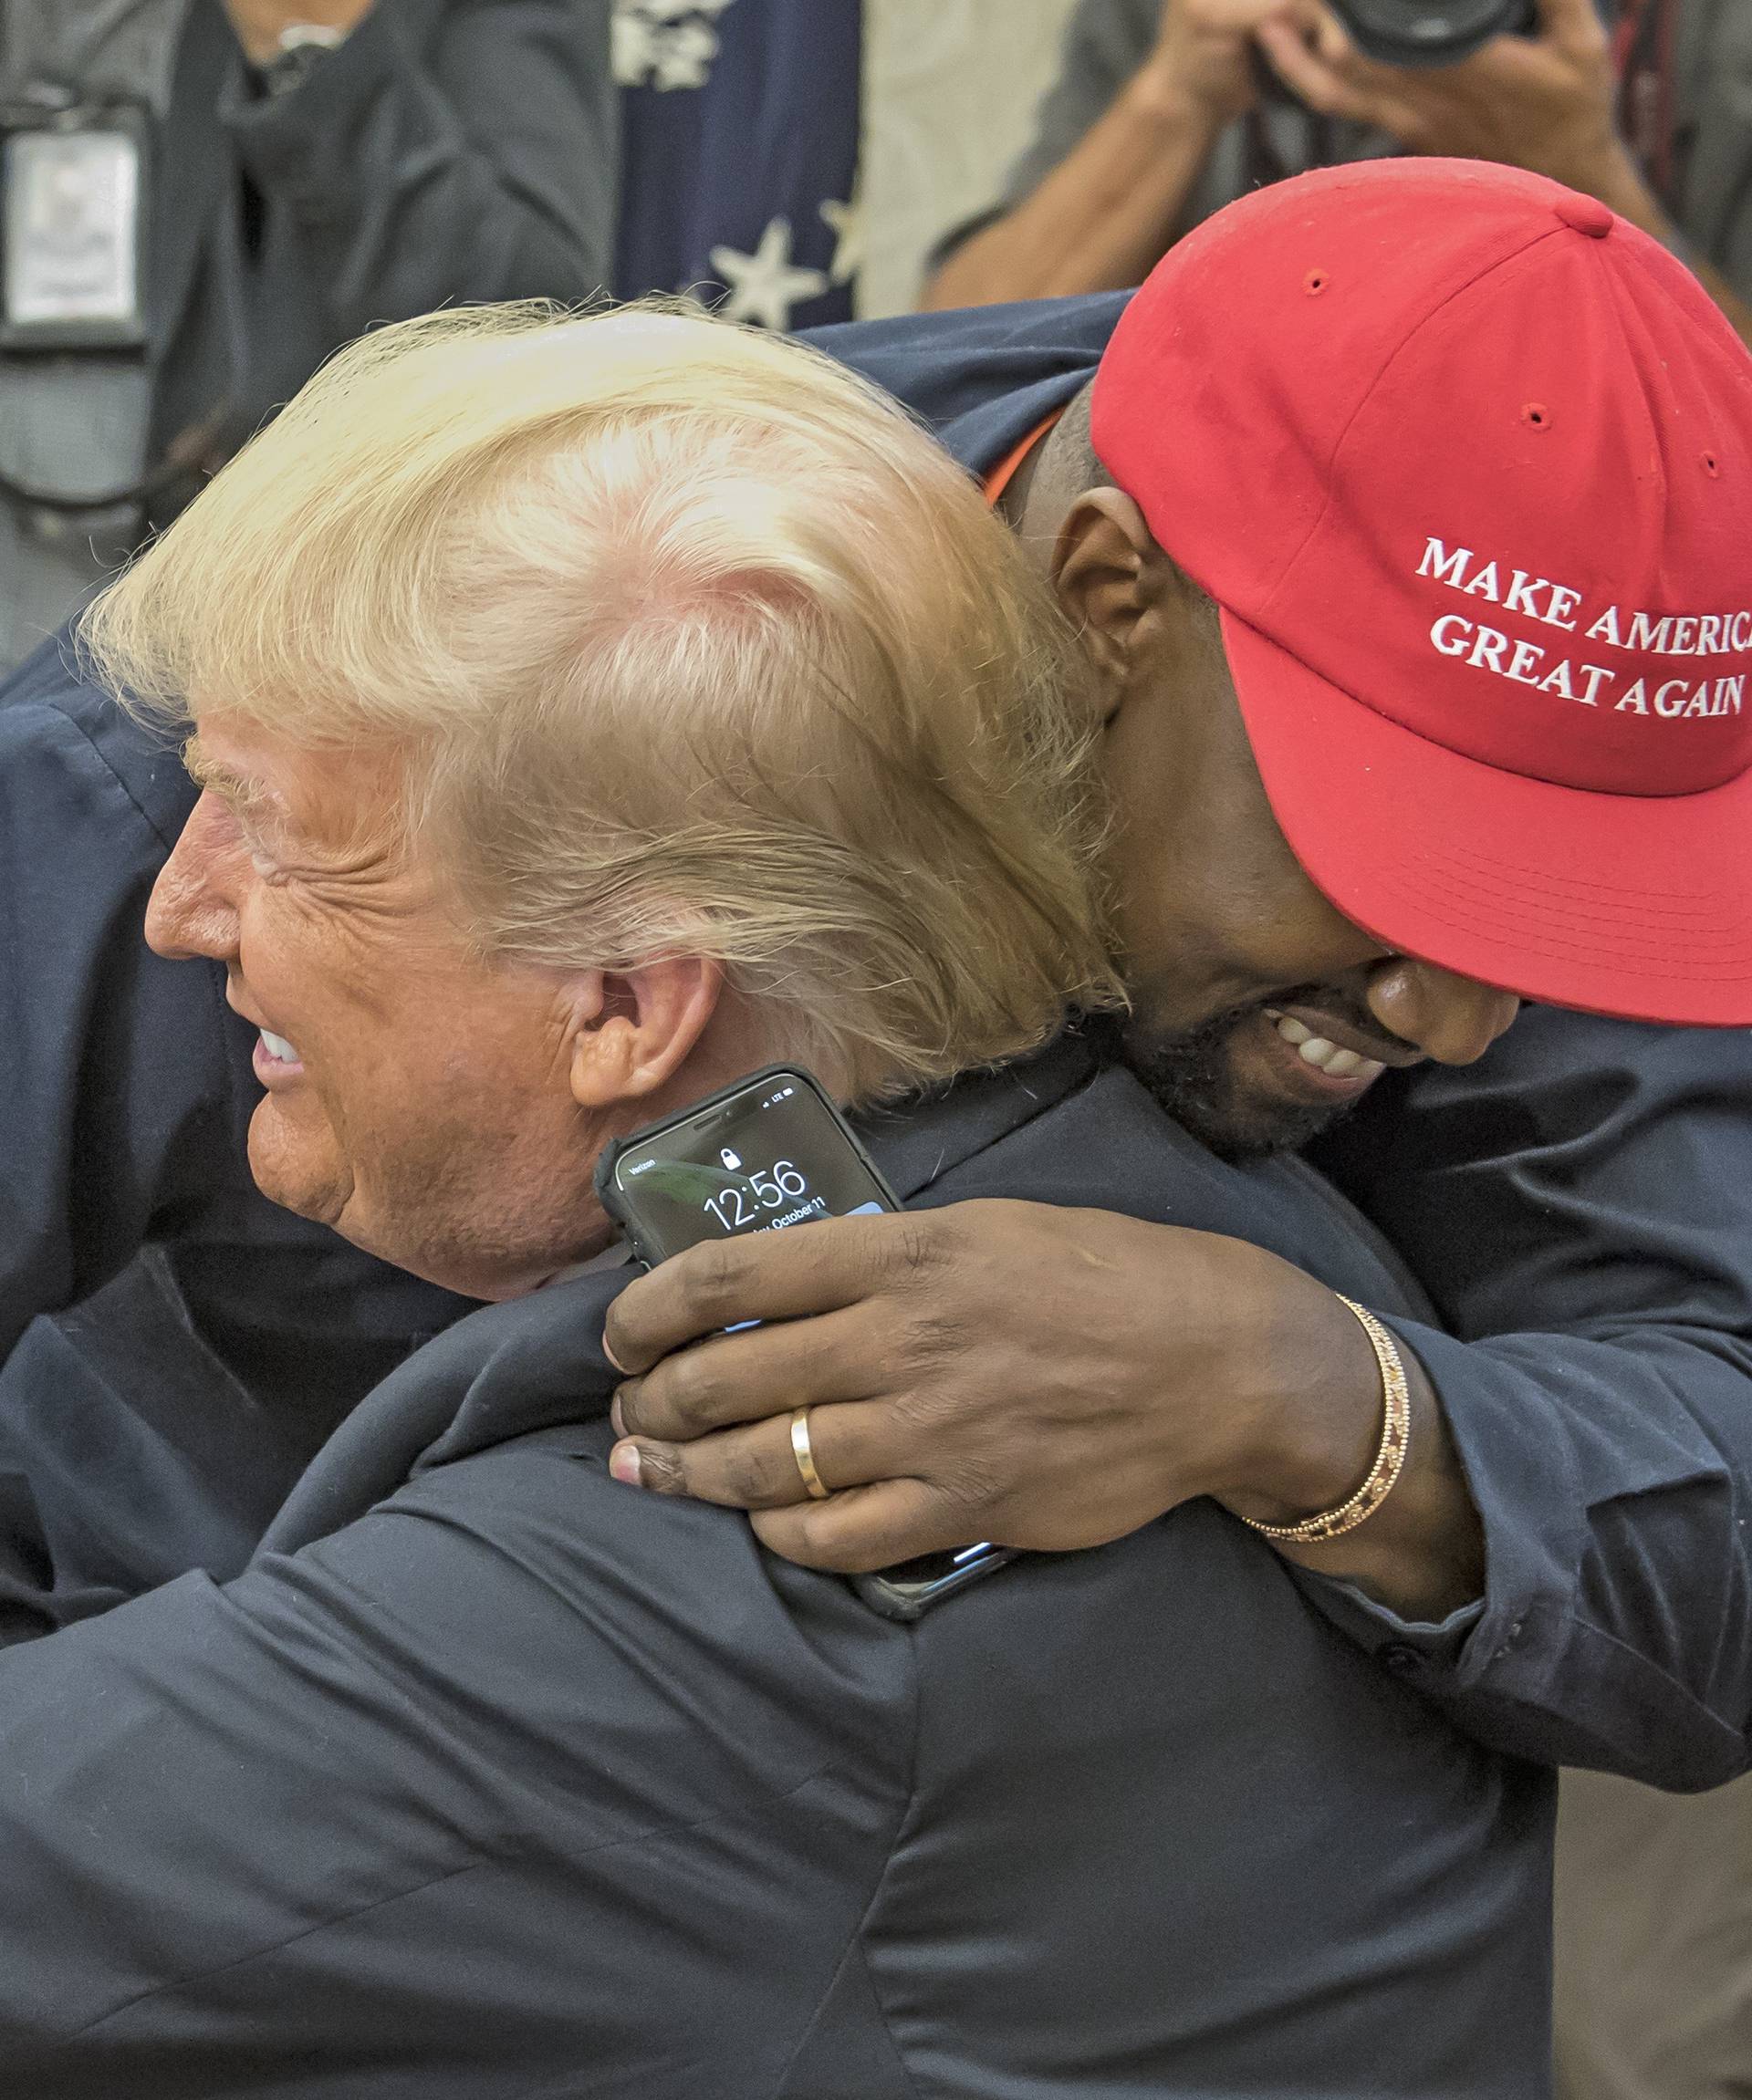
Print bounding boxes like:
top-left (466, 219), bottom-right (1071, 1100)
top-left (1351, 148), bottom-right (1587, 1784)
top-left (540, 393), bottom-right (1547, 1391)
top-left (613, 0), bottom-right (862, 331)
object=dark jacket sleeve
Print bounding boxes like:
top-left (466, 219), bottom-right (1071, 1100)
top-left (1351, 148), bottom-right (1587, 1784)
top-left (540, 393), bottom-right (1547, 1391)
top-left (0, 1422), bottom-right (912, 2097)
top-left (804, 297), bottom-right (1122, 482)
top-left (0, 645), bottom-right (249, 1633)
top-left (1304, 1008), bottom-right (1752, 1791)
top-left (0, 641), bottom-right (240, 1358)
top-left (219, 0), bottom-right (618, 327)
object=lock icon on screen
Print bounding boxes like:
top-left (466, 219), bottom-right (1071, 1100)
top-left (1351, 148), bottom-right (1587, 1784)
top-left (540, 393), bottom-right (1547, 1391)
top-left (721, 1149), bottom-right (742, 1171)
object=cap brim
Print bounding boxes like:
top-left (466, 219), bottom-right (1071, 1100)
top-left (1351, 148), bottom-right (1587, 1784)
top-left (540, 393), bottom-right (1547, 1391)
top-left (1220, 608), bottom-right (1752, 1027)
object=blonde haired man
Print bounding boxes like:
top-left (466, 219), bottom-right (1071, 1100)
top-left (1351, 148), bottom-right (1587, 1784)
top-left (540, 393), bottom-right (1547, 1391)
top-left (0, 304), bottom-right (1549, 2095)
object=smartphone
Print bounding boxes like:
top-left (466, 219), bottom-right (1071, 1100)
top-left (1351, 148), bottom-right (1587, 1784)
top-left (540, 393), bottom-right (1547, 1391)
top-left (594, 1064), bottom-right (899, 1266)
top-left (595, 1065), bottom-right (1018, 1620)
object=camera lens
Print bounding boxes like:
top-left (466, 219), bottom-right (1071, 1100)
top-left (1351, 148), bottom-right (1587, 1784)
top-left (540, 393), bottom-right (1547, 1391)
top-left (1330, 0), bottom-right (1535, 68)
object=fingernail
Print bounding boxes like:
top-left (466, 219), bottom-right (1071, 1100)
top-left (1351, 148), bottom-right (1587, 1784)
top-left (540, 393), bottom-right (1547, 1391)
top-left (601, 1333), bottom-right (629, 1375)
top-left (609, 1441), bottom-right (643, 1488)
top-left (610, 1395), bottom-right (627, 1439)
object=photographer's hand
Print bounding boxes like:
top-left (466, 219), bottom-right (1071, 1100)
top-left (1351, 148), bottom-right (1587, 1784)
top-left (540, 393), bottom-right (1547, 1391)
top-left (603, 1201), bottom-right (1483, 1623)
top-left (1260, 0), bottom-right (1621, 189)
top-left (1258, 0), bottom-right (1752, 344)
top-left (1147, 0), bottom-right (1325, 129)
top-left (924, 0), bottom-right (1319, 307)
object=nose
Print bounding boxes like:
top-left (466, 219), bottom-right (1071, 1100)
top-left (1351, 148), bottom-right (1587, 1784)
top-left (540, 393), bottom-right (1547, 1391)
top-left (1363, 957), bottom-right (1521, 1066)
top-left (144, 795), bottom-right (243, 963)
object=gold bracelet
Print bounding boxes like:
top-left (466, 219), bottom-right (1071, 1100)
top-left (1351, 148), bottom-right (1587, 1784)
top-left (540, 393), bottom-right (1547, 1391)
top-left (1240, 1297), bottom-right (1411, 1545)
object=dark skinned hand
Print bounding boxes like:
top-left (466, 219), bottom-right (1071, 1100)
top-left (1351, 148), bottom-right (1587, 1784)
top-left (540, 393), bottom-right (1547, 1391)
top-left (605, 1201), bottom-right (1417, 1563)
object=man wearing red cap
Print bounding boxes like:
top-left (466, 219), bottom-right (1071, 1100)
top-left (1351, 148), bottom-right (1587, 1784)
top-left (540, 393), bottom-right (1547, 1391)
top-left (603, 160), bottom-right (1752, 2087)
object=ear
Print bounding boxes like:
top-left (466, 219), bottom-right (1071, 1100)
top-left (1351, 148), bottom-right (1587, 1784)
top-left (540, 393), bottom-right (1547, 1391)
top-left (567, 956), bottom-right (725, 1111)
top-left (1050, 490), bottom-right (1171, 716)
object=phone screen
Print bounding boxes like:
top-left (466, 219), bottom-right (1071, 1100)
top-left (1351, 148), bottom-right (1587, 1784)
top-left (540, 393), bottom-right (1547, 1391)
top-left (601, 1067), bottom-right (1016, 1617)
top-left (605, 1069), bottom-right (894, 1264)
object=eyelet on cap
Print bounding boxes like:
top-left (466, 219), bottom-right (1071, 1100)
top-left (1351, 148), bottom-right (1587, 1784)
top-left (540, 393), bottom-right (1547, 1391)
top-left (1522, 401), bottom-right (1552, 431)
top-left (1304, 269), bottom-right (1330, 296)
top-left (1703, 449), bottom-right (1723, 478)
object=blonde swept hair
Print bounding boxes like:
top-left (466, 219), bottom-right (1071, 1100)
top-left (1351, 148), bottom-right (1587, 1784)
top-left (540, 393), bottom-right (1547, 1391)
top-left (82, 301), bottom-right (1121, 1098)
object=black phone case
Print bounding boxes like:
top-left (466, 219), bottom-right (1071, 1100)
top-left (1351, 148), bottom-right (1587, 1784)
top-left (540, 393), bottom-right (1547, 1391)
top-left (593, 1064), bottom-right (899, 1266)
top-left (596, 1066), bottom-right (1017, 1620)
top-left (851, 1551), bottom-right (1021, 1622)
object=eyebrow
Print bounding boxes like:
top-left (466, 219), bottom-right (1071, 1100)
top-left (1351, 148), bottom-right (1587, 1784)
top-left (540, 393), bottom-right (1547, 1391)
top-left (182, 734), bottom-right (280, 820)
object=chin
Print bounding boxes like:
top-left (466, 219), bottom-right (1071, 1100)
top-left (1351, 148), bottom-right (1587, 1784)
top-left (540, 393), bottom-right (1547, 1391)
top-left (246, 1105), bottom-right (353, 1228)
top-left (1120, 1014), bottom-right (1356, 1162)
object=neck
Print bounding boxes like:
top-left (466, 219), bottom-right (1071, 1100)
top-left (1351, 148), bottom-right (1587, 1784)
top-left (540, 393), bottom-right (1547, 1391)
top-left (1004, 379), bottom-right (1102, 551)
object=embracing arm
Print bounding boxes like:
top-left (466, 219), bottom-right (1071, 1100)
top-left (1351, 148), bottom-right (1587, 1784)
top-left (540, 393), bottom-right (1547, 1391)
top-left (1301, 1007), bottom-right (1752, 1789)
top-left (607, 1014), bottom-right (1752, 1790)
top-left (605, 1207), bottom-right (1482, 1624)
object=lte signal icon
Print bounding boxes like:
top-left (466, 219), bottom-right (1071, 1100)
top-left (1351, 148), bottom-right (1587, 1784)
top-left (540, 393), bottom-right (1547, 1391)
top-left (720, 1149), bottom-right (743, 1171)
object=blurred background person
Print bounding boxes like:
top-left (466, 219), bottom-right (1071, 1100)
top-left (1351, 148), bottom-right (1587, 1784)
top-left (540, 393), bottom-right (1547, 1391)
top-left (923, 0), bottom-right (1752, 344)
top-left (0, 0), bottom-right (617, 671)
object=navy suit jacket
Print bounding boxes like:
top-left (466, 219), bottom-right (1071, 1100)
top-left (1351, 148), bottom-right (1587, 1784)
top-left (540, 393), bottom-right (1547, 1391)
top-left (0, 1039), bottom-right (1553, 2096)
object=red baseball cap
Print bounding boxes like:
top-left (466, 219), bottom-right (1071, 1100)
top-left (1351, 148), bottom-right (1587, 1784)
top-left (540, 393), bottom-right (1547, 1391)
top-left (1090, 158), bottom-right (1752, 1027)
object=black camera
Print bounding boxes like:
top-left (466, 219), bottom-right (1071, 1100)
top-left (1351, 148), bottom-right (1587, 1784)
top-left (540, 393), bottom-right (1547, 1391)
top-left (1330, 0), bottom-right (1616, 68)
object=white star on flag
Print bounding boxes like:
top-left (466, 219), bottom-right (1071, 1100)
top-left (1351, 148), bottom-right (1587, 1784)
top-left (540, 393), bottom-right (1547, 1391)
top-left (709, 216), bottom-right (831, 331)
top-left (819, 194), bottom-right (864, 287)
top-left (612, 0), bottom-right (738, 91)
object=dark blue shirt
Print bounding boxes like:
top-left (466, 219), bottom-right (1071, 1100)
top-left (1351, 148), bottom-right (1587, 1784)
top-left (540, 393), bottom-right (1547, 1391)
top-left (801, 296), bottom-right (1752, 1790)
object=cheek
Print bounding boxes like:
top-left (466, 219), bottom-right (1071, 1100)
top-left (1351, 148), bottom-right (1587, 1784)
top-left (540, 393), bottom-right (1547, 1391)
top-left (237, 880), bottom-right (379, 1055)
top-left (245, 1089), bottom-right (353, 1226)
top-left (1111, 842), bottom-right (1234, 995)
top-left (237, 882), bottom-right (307, 995)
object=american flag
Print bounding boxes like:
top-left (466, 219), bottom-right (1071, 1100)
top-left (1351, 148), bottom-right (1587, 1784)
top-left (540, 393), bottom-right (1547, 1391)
top-left (614, 0), bottom-right (861, 331)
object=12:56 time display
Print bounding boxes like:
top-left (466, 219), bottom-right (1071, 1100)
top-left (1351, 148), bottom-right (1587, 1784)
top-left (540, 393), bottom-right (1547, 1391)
top-left (702, 1159), bottom-right (810, 1233)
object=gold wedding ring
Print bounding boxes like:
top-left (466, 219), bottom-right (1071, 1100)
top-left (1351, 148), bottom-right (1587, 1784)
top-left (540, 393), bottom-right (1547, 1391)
top-left (789, 1406), bottom-right (831, 1501)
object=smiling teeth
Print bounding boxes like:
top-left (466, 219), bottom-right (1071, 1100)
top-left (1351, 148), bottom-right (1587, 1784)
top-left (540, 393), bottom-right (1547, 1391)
top-left (1266, 1011), bottom-right (1384, 1083)
top-left (260, 1029), bottom-right (299, 1064)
